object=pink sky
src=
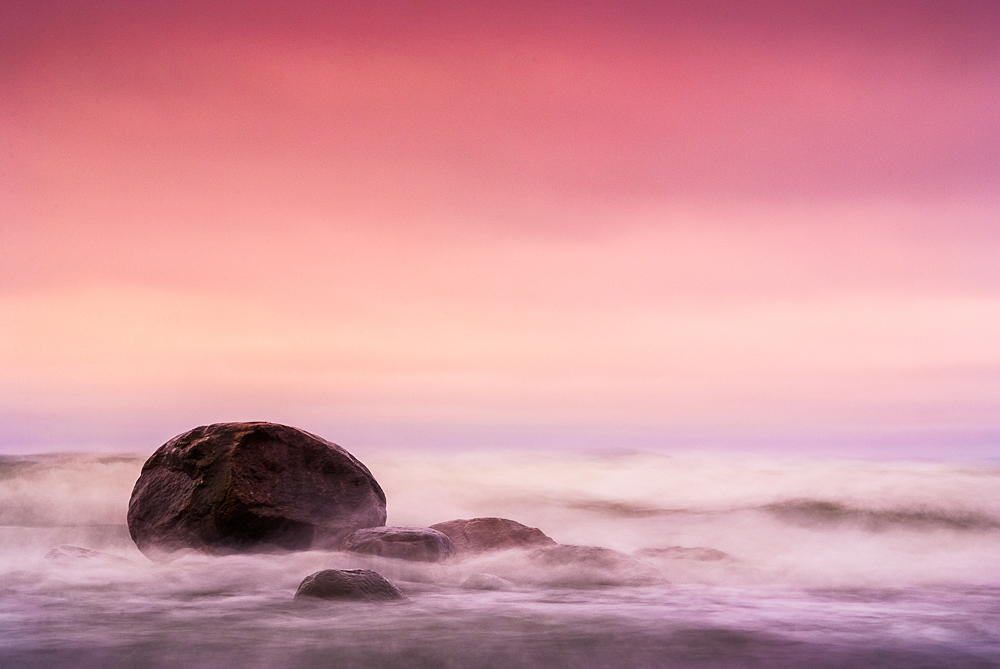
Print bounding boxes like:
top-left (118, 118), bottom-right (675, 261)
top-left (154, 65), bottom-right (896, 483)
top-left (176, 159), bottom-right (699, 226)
top-left (2, 1), bottom-right (999, 454)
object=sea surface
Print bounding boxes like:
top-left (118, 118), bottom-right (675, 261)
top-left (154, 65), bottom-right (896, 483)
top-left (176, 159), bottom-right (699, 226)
top-left (1, 449), bottom-right (998, 668)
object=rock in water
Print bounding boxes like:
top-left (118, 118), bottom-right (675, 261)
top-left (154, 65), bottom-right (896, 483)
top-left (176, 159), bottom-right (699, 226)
top-left (461, 572), bottom-right (515, 591)
top-left (341, 526), bottom-right (454, 562)
top-left (525, 544), bottom-right (664, 586)
top-left (127, 422), bottom-right (386, 557)
top-left (633, 546), bottom-right (733, 562)
top-left (294, 569), bottom-right (404, 602)
top-left (429, 517), bottom-right (555, 555)
top-left (529, 544), bottom-right (646, 569)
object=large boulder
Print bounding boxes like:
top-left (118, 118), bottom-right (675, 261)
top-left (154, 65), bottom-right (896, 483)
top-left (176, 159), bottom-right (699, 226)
top-left (341, 526), bottom-right (453, 562)
top-left (127, 422), bottom-right (386, 557)
top-left (429, 517), bottom-right (555, 555)
top-left (294, 569), bottom-right (404, 602)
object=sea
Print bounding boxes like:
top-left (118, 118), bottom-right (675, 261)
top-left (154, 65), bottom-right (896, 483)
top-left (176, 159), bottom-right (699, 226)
top-left (1, 448), bottom-right (998, 668)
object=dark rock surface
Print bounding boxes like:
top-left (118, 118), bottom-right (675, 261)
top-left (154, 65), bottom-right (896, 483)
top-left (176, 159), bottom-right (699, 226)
top-left (634, 546), bottom-right (733, 562)
top-left (461, 572), bottom-right (514, 591)
top-left (429, 517), bottom-right (555, 555)
top-left (127, 422), bottom-right (386, 558)
top-left (341, 526), bottom-right (454, 562)
top-left (294, 569), bottom-right (404, 602)
top-left (44, 545), bottom-right (133, 564)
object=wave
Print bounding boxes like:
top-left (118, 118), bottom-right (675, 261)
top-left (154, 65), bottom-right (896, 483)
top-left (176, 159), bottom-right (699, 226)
top-left (556, 494), bottom-right (1000, 533)
top-left (0, 450), bottom-right (998, 591)
top-left (0, 454), bottom-right (143, 527)
top-left (762, 499), bottom-right (1000, 532)
top-left (560, 498), bottom-right (690, 518)
top-left (4, 452), bottom-right (999, 538)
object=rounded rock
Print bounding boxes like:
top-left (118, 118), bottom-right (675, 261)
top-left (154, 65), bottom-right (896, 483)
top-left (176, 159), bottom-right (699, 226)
top-left (461, 572), bottom-right (515, 591)
top-left (341, 526), bottom-right (453, 562)
top-left (525, 544), bottom-right (665, 586)
top-left (429, 517), bottom-right (555, 555)
top-left (633, 546), bottom-right (732, 562)
top-left (127, 422), bottom-right (386, 558)
top-left (294, 569), bottom-right (404, 602)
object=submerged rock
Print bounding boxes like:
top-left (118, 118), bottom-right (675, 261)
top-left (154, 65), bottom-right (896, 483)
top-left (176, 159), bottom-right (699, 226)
top-left (461, 572), bottom-right (515, 591)
top-left (634, 546), bottom-right (733, 562)
top-left (44, 545), bottom-right (133, 564)
top-left (429, 517), bottom-right (555, 555)
top-left (294, 569), bottom-right (404, 602)
top-left (341, 526), bottom-right (454, 562)
top-left (528, 544), bottom-right (644, 569)
top-left (127, 422), bottom-right (386, 558)
top-left (523, 544), bottom-right (664, 586)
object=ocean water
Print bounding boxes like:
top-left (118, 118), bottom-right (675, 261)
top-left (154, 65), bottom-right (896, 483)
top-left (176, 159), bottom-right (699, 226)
top-left (1, 449), bottom-right (998, 668)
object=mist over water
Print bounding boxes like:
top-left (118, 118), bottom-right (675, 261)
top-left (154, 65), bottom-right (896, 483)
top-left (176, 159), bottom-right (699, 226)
top-left (1, 450), bottom-right (999, 667)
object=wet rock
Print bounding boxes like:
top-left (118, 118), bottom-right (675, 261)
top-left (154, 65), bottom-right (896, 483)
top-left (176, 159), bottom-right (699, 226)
top-left (634, 546), bottom-right (733, 562)
top-left (461, 572), bottom-right (514, 591)
top-left (44, 545), bottom-right (133, 564)
top-left (341, 526), bottom-right (454, 562)
top-left (294, 569), bottom-right (404, 602)
top-left (429, 517), bottom-right (555, 555)
top-left (524, 544), bottom-right (664, 586)
top-left (127, 422), bottom-right (386, 558)
top-left (528, 544), bottom-right (644, 569)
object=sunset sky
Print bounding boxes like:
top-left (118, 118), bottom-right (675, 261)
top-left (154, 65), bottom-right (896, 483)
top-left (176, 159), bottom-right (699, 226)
top-left (2, 1), bottom-right (999, 455)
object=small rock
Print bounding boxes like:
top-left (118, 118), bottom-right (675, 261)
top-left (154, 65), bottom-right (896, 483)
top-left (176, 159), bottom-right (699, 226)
top-left (429, 517), bottom-right (555, 555)
top-left (461, 573), bottom-right (515, 591)
top-left (528, 544), bottom-right (644, 569)
top-left (294, 569), bottom-right (404, 602)
top-left (633, 546), bottom-right (733, 562)
top-left (524, 544), bottom-right (664, 586)
top-left (341, 526), bottom-right (454, 562)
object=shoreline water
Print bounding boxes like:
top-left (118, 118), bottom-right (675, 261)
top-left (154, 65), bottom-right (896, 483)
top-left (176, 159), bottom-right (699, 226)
top-left (1, 450), bottom-right (998, 667)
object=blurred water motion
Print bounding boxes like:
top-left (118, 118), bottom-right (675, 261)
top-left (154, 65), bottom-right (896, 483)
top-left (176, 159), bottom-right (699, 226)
top-left (1, 451), bottom-right (998, 667)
